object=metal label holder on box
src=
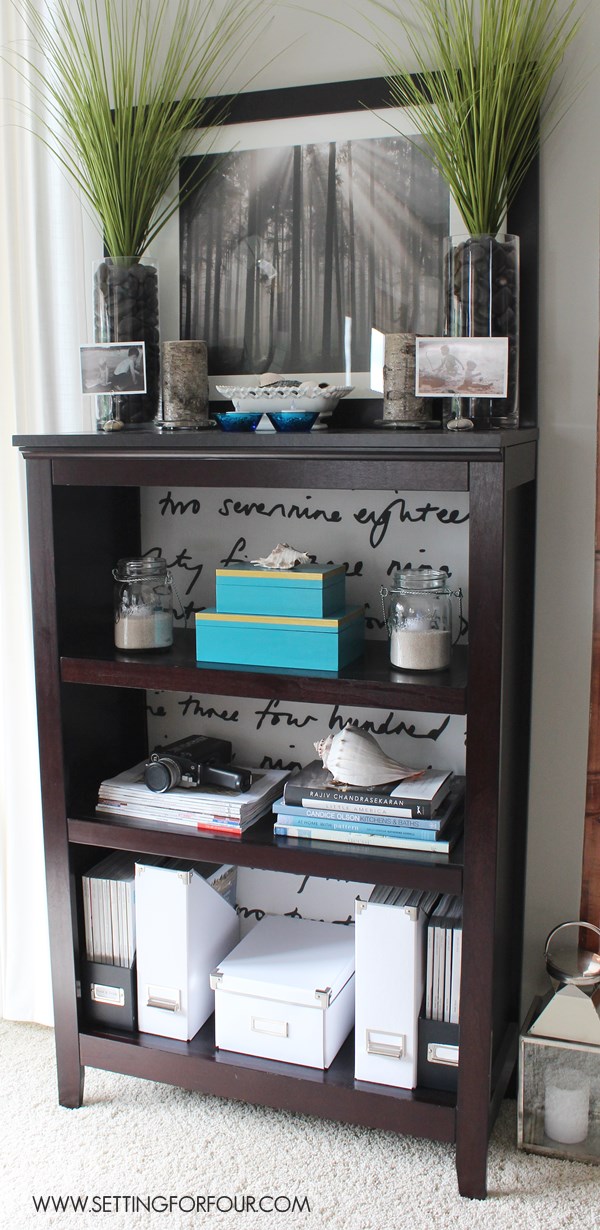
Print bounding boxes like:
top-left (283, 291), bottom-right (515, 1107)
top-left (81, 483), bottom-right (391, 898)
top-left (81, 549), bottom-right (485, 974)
top-left (80, 958), bottom-right (137, 1031)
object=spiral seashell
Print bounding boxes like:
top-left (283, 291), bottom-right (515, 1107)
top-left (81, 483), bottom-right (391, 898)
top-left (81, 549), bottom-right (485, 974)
top-left (314, 724), bottom-right (421, 788)
top-left (251, 543), bottom-right (310, 570)
top-left (314, 734), bottom-right (333, 762)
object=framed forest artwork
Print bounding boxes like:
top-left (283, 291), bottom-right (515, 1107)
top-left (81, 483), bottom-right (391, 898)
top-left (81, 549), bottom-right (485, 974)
top-left (179, 78), bottom-right (453, 398)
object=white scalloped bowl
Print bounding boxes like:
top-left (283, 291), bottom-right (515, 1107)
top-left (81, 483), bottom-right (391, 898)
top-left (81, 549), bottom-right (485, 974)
top-left (215, 383), bottom-right (353, 415)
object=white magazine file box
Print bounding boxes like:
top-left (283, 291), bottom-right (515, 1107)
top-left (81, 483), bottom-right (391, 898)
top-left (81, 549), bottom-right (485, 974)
top-left (210, 915), bottom-right (355, 1069)
top-left (135, 862), bottom-right (239, 1041)
top-left (354, 896), bottom-right (429, 1088)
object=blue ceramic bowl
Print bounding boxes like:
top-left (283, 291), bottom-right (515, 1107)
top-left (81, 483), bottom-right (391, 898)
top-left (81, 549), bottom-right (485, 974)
top-left (266, 410), bottom-right (319, 432)
top-left (212, 410), bottom-right (263, 432)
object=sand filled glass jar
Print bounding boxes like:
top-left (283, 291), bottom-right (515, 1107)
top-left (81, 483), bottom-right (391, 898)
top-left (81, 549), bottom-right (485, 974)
top-left (113, 557), bottom-right (173, 651)
top-left (381, 569), bottom-right (461, 672)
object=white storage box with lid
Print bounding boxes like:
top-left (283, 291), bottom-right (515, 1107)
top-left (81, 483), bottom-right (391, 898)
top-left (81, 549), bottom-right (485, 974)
top-left (210, 914), bottom-right (355, 1069)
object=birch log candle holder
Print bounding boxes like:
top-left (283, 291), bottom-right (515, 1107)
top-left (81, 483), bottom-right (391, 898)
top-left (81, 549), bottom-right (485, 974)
top-left (378, 333), bottom-right (437, 429)
top-left (161, 340), bottom-right (210, 429)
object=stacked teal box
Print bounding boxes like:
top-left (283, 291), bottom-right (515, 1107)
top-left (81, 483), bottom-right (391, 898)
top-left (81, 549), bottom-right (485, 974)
top-left (215, 563), bottom-right (345, 618)
top-left (195, 608), bottom-right (364, 671)
top-left (196, 561), bottom-right (364, 671)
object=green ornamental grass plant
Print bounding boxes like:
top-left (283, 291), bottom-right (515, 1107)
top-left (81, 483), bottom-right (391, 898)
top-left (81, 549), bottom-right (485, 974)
top-left (374, 0), bottom-right (582, 235)
top-left (9, 0), bottom-right (267, 261)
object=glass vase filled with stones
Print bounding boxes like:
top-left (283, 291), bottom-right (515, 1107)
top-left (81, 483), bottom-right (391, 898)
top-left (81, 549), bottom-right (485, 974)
top-left (444, 234), bottom-right (519, 429)
top-left (93, 257), bottom-right (160, 429)
top-left (113, 557), bottom-right (173, 652)
top-left (380, 569), bottom-right (462, 672)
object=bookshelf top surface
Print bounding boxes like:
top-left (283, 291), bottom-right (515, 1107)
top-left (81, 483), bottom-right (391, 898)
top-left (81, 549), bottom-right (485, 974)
top-left (14, 427), bottom-right (538, 461)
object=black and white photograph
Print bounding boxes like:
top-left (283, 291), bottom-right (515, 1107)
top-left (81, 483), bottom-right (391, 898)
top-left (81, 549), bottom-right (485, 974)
top-left (179, 109), bottom-right (449, 392)
top-left (415, 336), bottom-right (509, 397)
top-left (80, 341), bottom-right (147, 395)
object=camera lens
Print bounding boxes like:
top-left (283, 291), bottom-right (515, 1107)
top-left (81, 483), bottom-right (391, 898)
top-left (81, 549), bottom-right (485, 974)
top-left (144, 755), bottom-right (182, 793)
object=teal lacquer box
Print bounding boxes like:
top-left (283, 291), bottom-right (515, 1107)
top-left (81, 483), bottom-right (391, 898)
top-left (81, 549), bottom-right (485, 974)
top-left (215, 563), bottom-right (346, 618)
top-left (195, 607), bottom-right (364, 671)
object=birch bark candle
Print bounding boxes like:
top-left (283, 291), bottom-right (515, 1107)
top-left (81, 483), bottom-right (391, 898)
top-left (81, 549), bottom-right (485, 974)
top-left (382, 333), bottom-right (430, 425)
top-left (161, 340), bottom-right (209, 427)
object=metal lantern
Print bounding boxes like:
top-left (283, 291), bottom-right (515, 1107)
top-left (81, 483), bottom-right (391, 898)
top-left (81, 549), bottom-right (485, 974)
top-left (518, 921), bottom-right (600, 1164)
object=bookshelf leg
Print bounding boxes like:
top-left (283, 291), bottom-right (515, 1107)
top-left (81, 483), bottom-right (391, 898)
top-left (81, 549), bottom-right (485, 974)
top-left (456, 1138), bottom-right (487, 1199)
top-left (57, 1058), bottom-right (85, 1109)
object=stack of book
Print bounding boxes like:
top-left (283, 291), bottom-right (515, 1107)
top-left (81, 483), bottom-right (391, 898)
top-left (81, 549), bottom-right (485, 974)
top-left (81, 854), bottom-right (237, 1032)
top-left (96, 761), bottom-right (290, 836)
top-left (273, 763), bottom-right (464, 854)
top-left (424, 893), bottom-right (463, 1023)
top-left (81, 850), bottom-right (165, 1030)
top-left (82, 852), bottom-right (141, 969)
top-left (82, 854), bottom-right (235, 967)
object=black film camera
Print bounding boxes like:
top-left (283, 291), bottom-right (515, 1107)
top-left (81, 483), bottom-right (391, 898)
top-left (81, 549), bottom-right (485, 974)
top-left (144, 735), bottom-right (251, 794)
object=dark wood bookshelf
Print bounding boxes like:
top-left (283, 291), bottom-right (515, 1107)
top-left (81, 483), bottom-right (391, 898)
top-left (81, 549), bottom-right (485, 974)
top-left (14, 428), bottom-right (537, 1199)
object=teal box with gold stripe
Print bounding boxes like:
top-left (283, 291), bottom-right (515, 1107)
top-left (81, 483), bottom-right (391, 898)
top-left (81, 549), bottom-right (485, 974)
top-left (215, 564), bottom-right (345, 618)
top-left (195, 607), bottom-right (364, 671)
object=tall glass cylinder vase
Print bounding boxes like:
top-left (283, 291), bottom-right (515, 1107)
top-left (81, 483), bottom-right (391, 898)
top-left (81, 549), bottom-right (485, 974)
top-left (444, 234), bottom-right (519, 429)
top-left (93, 256), bottom-right (160, 429)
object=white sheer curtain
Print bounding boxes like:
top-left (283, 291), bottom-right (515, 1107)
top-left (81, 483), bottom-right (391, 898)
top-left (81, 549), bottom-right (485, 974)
top-left (0, 2), bottom-right (98, 1022)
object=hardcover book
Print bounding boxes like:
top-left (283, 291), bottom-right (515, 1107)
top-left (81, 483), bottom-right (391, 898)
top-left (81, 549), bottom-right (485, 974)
top-left (274, 808), bottom-right (463, 854)
top-left (283, 761), bottom-right (453, 818)
top-left (273, 777), bottom-right (465, 831)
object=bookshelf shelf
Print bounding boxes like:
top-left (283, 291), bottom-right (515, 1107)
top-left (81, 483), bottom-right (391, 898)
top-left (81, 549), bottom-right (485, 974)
top-left (67, 813), bottom-right (465, 895)
top-left (79, 1023), bottom-right (457, 1141)
top-left (15, 427), bottom-right (537, 1198)
top-left (60, 635), bottom-right (469, 714)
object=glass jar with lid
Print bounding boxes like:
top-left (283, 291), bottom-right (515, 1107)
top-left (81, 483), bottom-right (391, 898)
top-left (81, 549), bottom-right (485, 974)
top-left (113, 557), bottom-right (173, 651)
top-left (380, 568), bottom-right (462, 672)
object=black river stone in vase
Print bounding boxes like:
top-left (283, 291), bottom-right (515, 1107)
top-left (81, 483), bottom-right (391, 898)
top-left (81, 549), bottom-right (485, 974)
top-left (444, 234), bottom-right (519, 429)
top-left (93, 257), bottom-right (160, 427)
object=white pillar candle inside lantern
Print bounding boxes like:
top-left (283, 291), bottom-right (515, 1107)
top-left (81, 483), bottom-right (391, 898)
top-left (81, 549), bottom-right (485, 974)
top-left (544, 1067), bottom-right (590, 1144)
top-left (518, 922), bottom-right (600, 1163)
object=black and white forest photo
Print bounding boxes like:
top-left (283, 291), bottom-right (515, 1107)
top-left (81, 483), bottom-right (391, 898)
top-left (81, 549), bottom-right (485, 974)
top-left (180, 127), bottom-right (449, 386)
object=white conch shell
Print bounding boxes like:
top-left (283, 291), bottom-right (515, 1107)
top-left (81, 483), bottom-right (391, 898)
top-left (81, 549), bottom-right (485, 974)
top-left (314, 725), bottom-right (422, 788)
top-left (251, 543), bottom-right (310, 570)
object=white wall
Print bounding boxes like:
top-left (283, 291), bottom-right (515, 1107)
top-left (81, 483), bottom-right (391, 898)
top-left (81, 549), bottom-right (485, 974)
top-left (234, 0), bottom-right (600, 1009)
top-left (523, 13), bottom-right (600, 997)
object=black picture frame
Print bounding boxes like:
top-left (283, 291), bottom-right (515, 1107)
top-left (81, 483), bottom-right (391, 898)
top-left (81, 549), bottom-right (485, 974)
top-left (178, 77), bottom-right (454, 421)
top-left (178, 76), bottom-right (538, 427)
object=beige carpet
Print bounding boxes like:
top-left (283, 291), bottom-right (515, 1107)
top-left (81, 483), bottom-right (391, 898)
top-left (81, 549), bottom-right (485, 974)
top-left (1, 1020), bottom-right (598, 1229)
